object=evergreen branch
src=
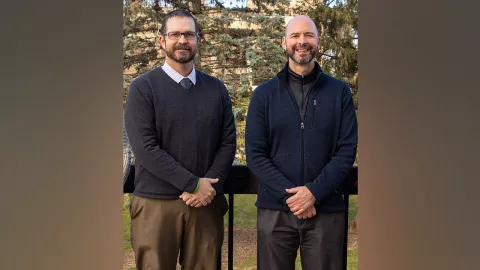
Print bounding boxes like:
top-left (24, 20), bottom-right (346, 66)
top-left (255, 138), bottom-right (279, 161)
top-left (319, 51), bottom-right (338, 59)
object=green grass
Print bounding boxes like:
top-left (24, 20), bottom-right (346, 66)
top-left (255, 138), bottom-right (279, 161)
top-left (348, 195), bottom-right (358, 224)
top-left (124, 194), bottom-right (358, 269)
top-left (347, 249), bottom-right (358, 270)
top-left (236, 256), bottom-right (257, 269)
top-left (225, 194), bottom-right (258, 229)
top-left (123, 194), bottom-right (132, 251)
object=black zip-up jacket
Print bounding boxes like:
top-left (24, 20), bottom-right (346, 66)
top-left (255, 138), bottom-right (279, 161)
top-left (287, 64), bottom-right (321, 119)
top-left (124, 67), bottom-right (236, 203)
top-left (245, 62), bottom-right (358, 213)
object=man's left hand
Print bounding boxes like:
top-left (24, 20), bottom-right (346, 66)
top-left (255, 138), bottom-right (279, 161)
top-left (285, 186), bottom-right (316, 216)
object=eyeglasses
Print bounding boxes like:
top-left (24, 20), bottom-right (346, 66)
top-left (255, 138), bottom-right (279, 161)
top-left (165, 31), bottom-right (198, 40)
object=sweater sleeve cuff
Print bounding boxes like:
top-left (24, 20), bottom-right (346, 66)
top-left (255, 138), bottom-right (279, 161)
top-left (192, 179), bottom-right (200, 193)
top-left (184, 176), bottom-right (200, 193)
top-left (283, 194), bottom-right (293, 206)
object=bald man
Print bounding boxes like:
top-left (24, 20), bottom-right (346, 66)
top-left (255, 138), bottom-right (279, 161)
top-left (245, 15), bottom-right (358, 270)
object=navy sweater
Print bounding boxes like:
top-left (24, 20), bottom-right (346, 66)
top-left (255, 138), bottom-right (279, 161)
top-left (245, 62), bottom-right (358, 213)
top-left (124, 66), bottom-right (236, 200)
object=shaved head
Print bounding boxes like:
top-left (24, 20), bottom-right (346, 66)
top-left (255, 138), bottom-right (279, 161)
top-left (285, 15), bottom-right (319, 37)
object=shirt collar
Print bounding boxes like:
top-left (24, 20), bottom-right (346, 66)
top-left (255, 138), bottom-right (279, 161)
top-left (161, 61), bottom-right (196, 85)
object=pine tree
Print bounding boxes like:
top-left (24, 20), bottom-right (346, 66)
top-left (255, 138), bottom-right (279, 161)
top-left (123, 0), bottom-right (358, 163)
top-left (293, 0), bottom-right (358, 108)
top-left (123, 0), bottom-right (290, 164)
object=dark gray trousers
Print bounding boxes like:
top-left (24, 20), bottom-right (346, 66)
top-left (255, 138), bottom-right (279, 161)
top-left (257, 208), bottom-right (345, 270)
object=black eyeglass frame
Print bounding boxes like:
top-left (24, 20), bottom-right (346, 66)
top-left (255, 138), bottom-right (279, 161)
top-left (164, 31), bottom-right (198, 40)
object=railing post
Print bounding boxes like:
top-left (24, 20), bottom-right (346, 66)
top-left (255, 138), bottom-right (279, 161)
top-left (342, 194), bottom-right (350, 270)
top-left (228, 193), bottom-right (234, 270)
top-left (217, 248), bottom-right (222, 270)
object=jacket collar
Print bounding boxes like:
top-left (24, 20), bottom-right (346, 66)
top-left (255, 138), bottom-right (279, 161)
top-left (277, 61), bottom-right (323, 85)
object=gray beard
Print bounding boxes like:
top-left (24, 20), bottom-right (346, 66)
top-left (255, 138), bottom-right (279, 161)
top-left (287, 46), bottom-right (318, 64)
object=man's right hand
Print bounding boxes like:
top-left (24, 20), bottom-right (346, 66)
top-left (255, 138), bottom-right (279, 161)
top-left (189, 177), bottom-right (218, 206)
top-left (298, 205), bottom-right (317, 219)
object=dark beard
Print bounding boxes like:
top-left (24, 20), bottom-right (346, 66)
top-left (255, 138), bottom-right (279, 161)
top-left (287, 43), bottom-right (318, 64)
top-left (164, 44), bottom-right (196, 64)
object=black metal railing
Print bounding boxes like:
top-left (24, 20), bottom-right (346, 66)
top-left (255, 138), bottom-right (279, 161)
top-left (222, 164), bottom-right (358, 270)
top-left (124, 164), bottom-right (358, 270)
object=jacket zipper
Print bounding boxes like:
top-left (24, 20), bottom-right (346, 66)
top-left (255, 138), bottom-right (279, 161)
top-left (311, 99), bottom-right (316, 128)
top-left (301, 121), bottom-right (305, 185)
top-left (301, 76), bottom-right (305, 185)
top-left (285, 72), bottom-right (322, 187)
top-left (284, 78), bottom-right (304, 187)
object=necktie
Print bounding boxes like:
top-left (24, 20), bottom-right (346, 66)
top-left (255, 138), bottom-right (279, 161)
top-left (179, 78), bottom-right (193, 90)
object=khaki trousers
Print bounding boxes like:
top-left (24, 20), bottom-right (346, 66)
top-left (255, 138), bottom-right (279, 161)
top-left (130, 194), bottom-right (226, 270)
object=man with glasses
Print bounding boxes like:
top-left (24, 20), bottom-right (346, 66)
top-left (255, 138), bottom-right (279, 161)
top-left (245, 15), bottom-right (357, 270)
top-left (124, 9), bottom-right (236, 270)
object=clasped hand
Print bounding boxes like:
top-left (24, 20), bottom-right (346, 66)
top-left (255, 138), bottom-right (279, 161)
top-left (285, 186), bottom-right (316, 219)
top-left (179, 177), bottom-right (218, 207)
